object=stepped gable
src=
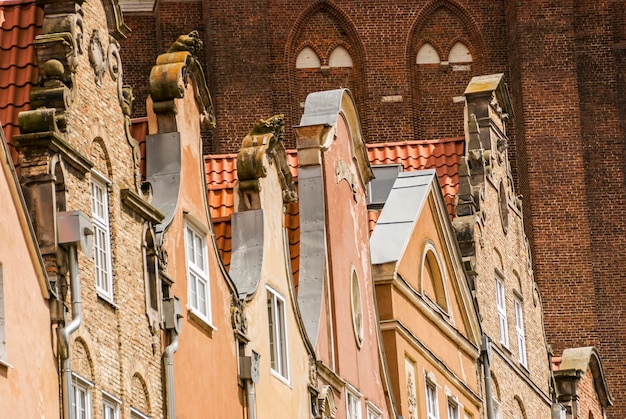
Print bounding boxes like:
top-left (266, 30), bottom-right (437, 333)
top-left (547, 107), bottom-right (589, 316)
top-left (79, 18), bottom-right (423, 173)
top-left (0, 0), bottom-right (43, 164)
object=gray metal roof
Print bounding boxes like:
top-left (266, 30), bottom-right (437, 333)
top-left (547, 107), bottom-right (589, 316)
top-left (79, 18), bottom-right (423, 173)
top-left (298, 88), bottom-right (351, 127)
top-left (370, 169), bottom-right (437, 265)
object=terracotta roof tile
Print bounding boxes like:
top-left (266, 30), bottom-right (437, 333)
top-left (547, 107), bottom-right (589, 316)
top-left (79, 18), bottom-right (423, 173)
top-left (367, 138), bottom-right (464, 218)
top-left (0, 0), bottom-right (43, 165)
top-left (204, 137), bottom-right (465, 291)
top-left (130, 115), bottom-right (464, 290)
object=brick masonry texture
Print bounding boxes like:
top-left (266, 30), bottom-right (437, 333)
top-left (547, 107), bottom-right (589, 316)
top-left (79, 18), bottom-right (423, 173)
top-left (13, 0), bottom-right (165, 416)
top-left (118, 0), bottom-right (626, 416)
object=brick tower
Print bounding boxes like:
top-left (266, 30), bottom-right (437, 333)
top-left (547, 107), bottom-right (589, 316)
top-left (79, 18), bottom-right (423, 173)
top-left (118, 0), bottom-right (626, 416)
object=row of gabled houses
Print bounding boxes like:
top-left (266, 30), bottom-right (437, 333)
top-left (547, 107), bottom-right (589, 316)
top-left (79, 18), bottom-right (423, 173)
top-left (0, 0), bottom-right (614, 418)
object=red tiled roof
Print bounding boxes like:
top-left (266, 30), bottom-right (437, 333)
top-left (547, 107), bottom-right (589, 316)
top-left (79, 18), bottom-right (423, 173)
top-left (129, 119), bottom-right (464, 289)
top-left (367, 138), bottom-right (464, 217)
top-left (204, 151), bottom-right (301, 281)
top-left (0, 0), bottom-right (43, 165)
top-left (203, 137), bottom-right (465, 289)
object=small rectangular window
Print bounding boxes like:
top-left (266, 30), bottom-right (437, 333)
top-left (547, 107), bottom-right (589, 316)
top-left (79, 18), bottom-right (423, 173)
top-left (426, 380), bottom-right (439, 419)
top-left (447, 398), bottom-right (460, 419)
top-left (91, 172), bottom-right (114, 301)
top-left (495, 278), bottom-right (509, 347)
top-left (515, 299), bottom-right (528, 367)
top-left (102, 392), bottom-right (121, 419)
top-left (72, 374), bottom-right (93, 419)
top-left (185, 222), bottom-right (211, 323)
top-left (267, 286), bottom-right (289, 381)
top-left (346, 389), bottom-right (362, 419)
top-left (366, 402), bottom-right (382, 419)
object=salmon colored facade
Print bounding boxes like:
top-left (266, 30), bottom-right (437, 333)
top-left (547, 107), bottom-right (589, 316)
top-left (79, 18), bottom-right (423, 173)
top-left (294, 89), bottom-right (392, 418)
top-left (0, 130), bottom-right (58, 418)
top-left (145, 37), bottom-right (243, 419)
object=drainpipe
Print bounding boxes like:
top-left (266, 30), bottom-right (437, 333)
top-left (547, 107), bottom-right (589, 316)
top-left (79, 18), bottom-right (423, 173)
top-left (57, 243), bottom-right (82, 419)
top-left (240, 350), bottom-right (259, 419)
top-left (164, 330), bottom-right (179, 419)
top-left (246, 380), bottom-right (257, 419)
top-left (163, 297), bottom-right (182, 419)
top-left (56, 211), bottom-right (92, 419)
top-left (481, 334), bottom-right (494, 419)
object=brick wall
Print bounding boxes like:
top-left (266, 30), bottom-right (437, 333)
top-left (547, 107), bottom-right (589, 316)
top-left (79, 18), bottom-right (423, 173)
top-left (507, 1), bottom-right (624, 416)
top-left (16, 1), bottom-right (165, 416)
top-left (132, 0), bottom-right (626, 416)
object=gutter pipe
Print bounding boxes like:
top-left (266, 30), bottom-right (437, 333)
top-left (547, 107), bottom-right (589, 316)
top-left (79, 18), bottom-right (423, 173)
top-left (57, 244), bottom-right (82, 419)
top-left (246, 379), bottom-right (256, 419)
top-left (164, 330), bottom-right (179, 419)
top-left (481, 334), bottom-right (494, 419)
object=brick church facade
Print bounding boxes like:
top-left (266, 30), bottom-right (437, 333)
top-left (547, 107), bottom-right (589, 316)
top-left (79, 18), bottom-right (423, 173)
top-left (118, 1), bottom-right (626, 417)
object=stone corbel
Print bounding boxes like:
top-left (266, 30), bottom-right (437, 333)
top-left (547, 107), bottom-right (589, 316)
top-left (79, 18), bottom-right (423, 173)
top-left (236, 115), bottom-right (297, 209)
top-left (14, 109), bottom-right (93, 175)
top-left (149, 31), bottom-right (216, 128)
top-left (34, 33), bottom-right (78, 89)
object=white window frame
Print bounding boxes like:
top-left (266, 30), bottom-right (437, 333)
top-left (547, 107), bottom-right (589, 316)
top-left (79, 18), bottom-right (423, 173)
top-left (493, 398), bottom-right (502, 419)
top-left (71, 373), bottom-right (93, 419)
top-left (102, 391), bottom-right (121, 419)
top-left (495, 277), bottom-right (509, 347)
top-left (366, 401), bottom-right (382, 419)
top-left (346, 387), bottom-right (362, 419)
top-left (447, 397), bottom-right (460, 419)
top-left (267, 286), bottom-right (289, 382)
top-left (184, 220), bottom-right (212, 324)
top-left (130, 407), bottom-right (150, 419)
top-left (425, 376), bottom-right (439, 419)
top-left (91, 171), bottom-right (114, 301)
top-left (514, 298), bottom-right (528, 368)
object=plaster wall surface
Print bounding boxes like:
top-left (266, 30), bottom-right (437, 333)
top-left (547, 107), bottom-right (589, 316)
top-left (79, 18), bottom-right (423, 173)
top-left (239, 160), bottom-right (313, 418)
top-left (0, 161), bottom-right (58, 418)
top-left (320, 116), bottom-right (388, 417)
top-left (153, 83), bottom-right (242, 419)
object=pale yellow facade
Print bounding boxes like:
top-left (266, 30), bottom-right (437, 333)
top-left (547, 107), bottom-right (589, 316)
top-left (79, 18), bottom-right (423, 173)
top-left (372, 174), bottom-right (482, 419)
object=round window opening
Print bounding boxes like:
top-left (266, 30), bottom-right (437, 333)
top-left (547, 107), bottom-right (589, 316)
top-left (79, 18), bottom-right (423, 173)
top-left (350, 269), bottom-right (364, 347)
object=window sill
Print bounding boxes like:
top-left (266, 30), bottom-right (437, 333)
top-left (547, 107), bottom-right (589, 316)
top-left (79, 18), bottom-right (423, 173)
top-left (270, 369), bottom-right (291, 388)
top-left (518, 361), bottom-right (530, 374)
top-left (187, 308), bottom-right (217, 336)
top-left (0, 358), bottom-right (14, 369)
top-left (97, 293), bottom-right (118, 309)
top-left (499, 342), bottom-right (512, 355)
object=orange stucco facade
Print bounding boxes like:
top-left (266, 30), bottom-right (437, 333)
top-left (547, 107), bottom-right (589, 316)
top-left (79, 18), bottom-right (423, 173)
top-left (231, 126), bottom-right (315, 417)
top-left (0, 135), bottom-right (58, 418)
top-left (147, 71), bottom-right (242, 417)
